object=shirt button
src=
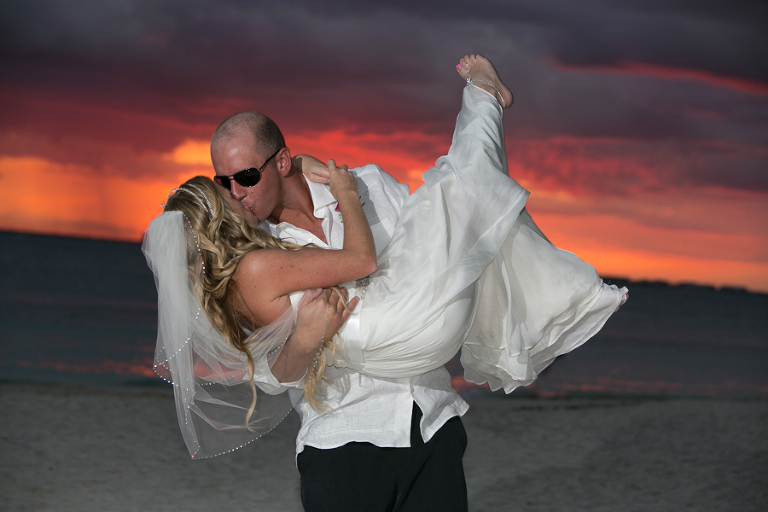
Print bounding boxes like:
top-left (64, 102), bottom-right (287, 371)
top-left (410, 386), bottom-right (415, 393)
top-left (308, 238), bottom-right (313, 243)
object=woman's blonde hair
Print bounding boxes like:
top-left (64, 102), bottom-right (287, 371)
top-left (164, 176), bottom-right (334, 413)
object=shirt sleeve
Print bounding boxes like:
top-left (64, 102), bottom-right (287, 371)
top-left (251, 348), bottom-right (306, 394)
top-left (355, 164), bottom-right (410, 211)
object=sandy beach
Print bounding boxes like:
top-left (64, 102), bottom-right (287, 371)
top-left (1, 383), bottom-right (766, 512)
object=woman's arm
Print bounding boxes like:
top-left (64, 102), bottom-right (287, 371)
top-left (270, 288), bottom-right (358, 383)
top-left (232, 160), bottom-right (377, 325)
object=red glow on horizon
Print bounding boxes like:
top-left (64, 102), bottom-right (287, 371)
top-left (17, 358), bottom-right (156, 378)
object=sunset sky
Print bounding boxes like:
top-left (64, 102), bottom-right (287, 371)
top-left (1, 1), bottom-right (766, 292)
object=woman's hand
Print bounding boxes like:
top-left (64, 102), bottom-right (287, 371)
top-left (328, 159), bottom-right (359, 201)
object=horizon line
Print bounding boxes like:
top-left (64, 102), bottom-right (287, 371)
top-left (3, 229), bottom-right (765, 296)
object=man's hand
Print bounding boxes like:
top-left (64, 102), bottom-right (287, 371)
top-left (297, 287), bottom-right (359, 344)
top-left (271, 287), bottom-right (359, 383)
top-left (328, 159), bottom-right (359, 202)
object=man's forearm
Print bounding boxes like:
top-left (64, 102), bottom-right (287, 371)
top-left (270, 333), bottom-right (319, 383)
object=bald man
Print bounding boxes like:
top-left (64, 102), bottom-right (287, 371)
top-left (211, 112), bottom-right (469, 512)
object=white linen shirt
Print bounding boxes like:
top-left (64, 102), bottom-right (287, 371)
top-left (264, 164), bottom-right (468, 456)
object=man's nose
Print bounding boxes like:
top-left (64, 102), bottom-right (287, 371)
top-left (230, 181), bottom-right (246, 200)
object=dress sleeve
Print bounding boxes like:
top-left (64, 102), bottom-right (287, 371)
top-left (350, 164), bottom-right (410, 255)
top-left (355, 163), bottom-right (410, 211)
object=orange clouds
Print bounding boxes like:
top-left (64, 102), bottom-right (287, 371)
top-left (530, 211), bottom-right (768, 292)
top-left (0, 130), bottom-right (443, 242)
top-left (1, 129), bottom-right (766, 293)
top-left (162, 139), bottom-right (212, 166)
top-left (282, 128), bottom-right (451, 192)
top-left (0, 155), bottom-right (200, 241)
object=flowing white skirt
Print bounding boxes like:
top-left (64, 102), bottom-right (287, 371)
top-left (317, 85), bottom-right (626, 393)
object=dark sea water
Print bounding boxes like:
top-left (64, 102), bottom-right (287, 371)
top-left (1, 231), bottom-right (767, 399)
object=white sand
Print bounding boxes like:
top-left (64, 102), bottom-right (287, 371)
top-left (1, 384), bottom-right (766, 511)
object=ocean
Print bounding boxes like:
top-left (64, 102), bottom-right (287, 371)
top-left (1, 231), bottom-right (766, 399)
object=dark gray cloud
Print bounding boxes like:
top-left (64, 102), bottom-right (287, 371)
top-left (508, 137), bottom-right (768, 197)
top-left (0, 0), bottom-right (766, 192)
top-left (274, 0), bottom-right (768, 81)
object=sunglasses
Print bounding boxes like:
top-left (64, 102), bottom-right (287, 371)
top-left (213, 148), bottom-right (282, 190)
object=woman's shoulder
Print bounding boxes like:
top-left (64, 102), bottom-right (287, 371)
top-left (235, 247), bottom-right (321, 291)
top-left (232, 250), bottom-right (294, 325)
top-left (234, 249), bottom-right (282, 281)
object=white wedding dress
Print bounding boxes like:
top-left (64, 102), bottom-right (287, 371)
top-left (290, 85), bottom-right (627, 393)
top-left (144, 84), bottom-right (627, 458)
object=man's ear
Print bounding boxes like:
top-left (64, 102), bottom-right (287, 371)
top-left (276, 147), bottom-right (292, 177)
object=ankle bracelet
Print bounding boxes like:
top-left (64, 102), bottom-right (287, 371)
top-left (465, 63), bottom-right (506, 108)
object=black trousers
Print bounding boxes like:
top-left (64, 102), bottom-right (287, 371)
top-left (298, 403), bottom-right (468, 512)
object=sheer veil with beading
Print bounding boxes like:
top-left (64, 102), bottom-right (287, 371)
top-left (143, 211), bottom-right (295, 458)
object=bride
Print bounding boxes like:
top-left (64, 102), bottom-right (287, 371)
top-left (143, 55), bottom-right (627, 458)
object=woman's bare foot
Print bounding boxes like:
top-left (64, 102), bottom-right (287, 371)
top-left (456, 54), bottom-right (514, 108)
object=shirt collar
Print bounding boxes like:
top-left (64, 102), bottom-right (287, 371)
top-left (304, 176), bottom-right (338, 216)
top-left (262, 176), bottom-right (337, 235)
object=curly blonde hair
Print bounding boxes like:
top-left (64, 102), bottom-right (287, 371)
top-left (164, 176), bottom-right (335, 413)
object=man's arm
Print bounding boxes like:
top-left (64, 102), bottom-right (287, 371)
top-left (293, 154), bottom-right (332, 184)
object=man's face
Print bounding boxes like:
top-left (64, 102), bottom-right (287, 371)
top-left (211, 131), bottom-right (281, 226)
top-left (214, 182), bottom-right (260, 226)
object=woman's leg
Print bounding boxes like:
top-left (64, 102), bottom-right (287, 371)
top-left (436, 55), bottom-right (514, 176)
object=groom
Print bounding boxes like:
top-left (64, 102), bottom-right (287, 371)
top-left (211, 111), bottom-right (469, 512)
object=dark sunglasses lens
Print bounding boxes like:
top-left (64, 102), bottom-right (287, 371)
top-left (214, 176), bottom-right (232, 190)
top-left (233, 168), bottom-right (261, 187)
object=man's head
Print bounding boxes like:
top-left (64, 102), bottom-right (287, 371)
top-left (211, 112), bottom-right (291, 225)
